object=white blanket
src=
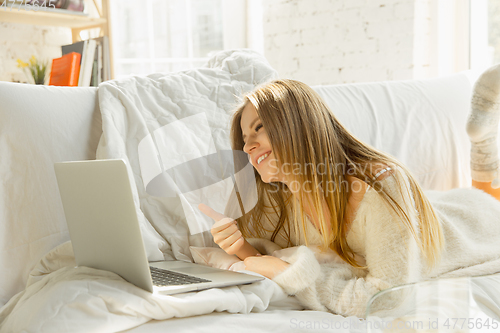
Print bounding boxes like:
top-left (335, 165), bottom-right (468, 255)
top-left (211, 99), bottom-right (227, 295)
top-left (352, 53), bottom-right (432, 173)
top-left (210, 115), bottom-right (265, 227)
top-left (0, 50), bottom-right (309, 332)
top-left (0, 242), bottom-right (303, 332)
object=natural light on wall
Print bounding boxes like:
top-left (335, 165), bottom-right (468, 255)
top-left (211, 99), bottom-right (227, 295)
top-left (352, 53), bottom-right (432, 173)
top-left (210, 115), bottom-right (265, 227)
top-left (86, 0), bottom-right (500, 81)
top-left (109, 0), bottom-right (262, 79)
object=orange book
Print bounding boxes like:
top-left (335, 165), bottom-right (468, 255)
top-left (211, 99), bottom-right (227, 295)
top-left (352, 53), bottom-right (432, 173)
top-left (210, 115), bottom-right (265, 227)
top-left (49, 52), bottom-right (81, 86)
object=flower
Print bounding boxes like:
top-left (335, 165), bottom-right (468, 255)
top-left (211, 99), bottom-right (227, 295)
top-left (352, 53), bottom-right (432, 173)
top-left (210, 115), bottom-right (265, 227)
top-left (16, 59), bottom-right (29, 68)
top-left (16, 55), bottom-right (49, 85)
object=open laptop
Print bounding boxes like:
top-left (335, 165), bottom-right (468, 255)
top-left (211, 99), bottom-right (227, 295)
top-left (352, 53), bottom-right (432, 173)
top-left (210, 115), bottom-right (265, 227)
top-left (54, 159), bottom-right (263, 295)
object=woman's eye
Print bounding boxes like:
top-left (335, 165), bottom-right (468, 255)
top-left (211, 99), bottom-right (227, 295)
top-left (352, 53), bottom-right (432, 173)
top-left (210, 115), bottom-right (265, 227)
top-left (255, 124), bottom-right (263, 131)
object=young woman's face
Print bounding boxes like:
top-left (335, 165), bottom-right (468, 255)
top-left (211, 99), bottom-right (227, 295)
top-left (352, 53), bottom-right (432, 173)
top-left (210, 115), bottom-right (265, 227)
top-left (240, 103), bottom-right (282, 183)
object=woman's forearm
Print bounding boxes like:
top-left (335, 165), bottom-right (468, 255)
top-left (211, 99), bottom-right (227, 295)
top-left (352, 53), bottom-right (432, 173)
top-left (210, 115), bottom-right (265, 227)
top-left (235, 240), bottom-right (261, 260)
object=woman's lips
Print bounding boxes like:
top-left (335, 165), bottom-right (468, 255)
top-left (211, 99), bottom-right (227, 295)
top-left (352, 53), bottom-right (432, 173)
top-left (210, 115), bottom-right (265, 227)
top-left (255, 151), bottom-right (272, 166)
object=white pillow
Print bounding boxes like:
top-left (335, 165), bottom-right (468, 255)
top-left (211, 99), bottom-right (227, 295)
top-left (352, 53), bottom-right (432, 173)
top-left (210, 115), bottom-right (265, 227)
top-left (0, 83), bottom-right (101, 307)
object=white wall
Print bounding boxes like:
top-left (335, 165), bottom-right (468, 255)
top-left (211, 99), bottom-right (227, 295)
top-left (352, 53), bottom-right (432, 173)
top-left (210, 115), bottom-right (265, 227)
top-left (262, 0), bottom-right (432, 85)
top-left (0, 22), bottom-right (71, 83)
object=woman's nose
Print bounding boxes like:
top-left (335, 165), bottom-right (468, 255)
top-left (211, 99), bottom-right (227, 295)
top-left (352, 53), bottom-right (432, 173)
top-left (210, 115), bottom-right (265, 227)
top-left (243, 137), bottom-right (258, 154)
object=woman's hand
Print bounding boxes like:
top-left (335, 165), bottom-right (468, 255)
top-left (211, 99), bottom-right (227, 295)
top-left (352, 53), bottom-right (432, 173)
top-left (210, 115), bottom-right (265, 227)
top-left (243, 255), bottom-right (290, 279)
top-left (198, 203), bottom-right (260, 260)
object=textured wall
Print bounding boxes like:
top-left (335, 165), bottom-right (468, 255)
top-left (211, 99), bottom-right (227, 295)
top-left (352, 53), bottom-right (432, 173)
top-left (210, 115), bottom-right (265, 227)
top-left (262, 0), bottom-right (429, 85)
top-left (0, 22), bottom-right (71, 83)
top-left (1, 1), bottom-right (431, 85)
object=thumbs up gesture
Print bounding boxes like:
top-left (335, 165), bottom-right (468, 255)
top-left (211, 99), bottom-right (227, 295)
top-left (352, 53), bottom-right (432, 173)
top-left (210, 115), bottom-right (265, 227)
top-left (198, 203), bottom-right (260, 260)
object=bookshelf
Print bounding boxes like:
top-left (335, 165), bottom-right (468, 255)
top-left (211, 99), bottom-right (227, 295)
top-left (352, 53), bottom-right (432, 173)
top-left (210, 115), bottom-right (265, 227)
top-left (0, 0), bottom-right (114, 79)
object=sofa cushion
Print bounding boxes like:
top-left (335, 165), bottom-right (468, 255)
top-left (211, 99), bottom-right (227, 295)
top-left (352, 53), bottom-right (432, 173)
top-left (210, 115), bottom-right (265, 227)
top-left (0, 82), bottom-right (101, 306)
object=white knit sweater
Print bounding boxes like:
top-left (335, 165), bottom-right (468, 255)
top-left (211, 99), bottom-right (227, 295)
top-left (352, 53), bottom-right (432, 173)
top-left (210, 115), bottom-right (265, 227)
top-left (253, 171), bottom-right (500, 317)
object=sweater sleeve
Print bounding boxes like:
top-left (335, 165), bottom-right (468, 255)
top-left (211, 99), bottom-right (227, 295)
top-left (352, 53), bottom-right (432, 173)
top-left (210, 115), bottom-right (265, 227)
top-left (272, 171), bottom-right (422, 317)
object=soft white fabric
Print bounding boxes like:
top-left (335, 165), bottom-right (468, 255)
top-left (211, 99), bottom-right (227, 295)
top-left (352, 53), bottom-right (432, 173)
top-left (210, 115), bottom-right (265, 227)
top-left (0, 240), bottom-right (373, 332)
top-left (271, 169), bottom-right (500, 317)
top-left (0, 82), bottom-right (102, 306)
top-left (120, 311), bottom-right (368, 333)
top-left (117, 272), bottom-right (500, 333)
top-left (313, 72), bottom-right (477, 191)
top-left (0, 242), bottom-right (302, 333)
top-left (95, 49), bottom-right (278, 261)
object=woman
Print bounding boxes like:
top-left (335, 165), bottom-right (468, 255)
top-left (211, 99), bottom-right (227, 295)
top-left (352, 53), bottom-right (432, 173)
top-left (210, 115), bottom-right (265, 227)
top-left (199, 73), bottom-right (500, 317)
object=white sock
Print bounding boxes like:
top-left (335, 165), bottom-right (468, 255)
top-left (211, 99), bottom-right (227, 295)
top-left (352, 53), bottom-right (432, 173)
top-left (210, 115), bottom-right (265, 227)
top-left (466, 64), bottom-right (500, 187)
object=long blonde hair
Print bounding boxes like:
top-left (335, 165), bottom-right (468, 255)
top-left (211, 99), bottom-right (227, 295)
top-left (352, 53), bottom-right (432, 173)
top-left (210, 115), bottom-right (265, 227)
top-left (230, 79), bottom-right (444, 269)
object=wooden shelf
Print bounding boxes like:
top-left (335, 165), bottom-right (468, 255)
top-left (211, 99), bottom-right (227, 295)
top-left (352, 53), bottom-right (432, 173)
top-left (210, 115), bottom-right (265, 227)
top-left (0, 7), bottom-right (106, 29)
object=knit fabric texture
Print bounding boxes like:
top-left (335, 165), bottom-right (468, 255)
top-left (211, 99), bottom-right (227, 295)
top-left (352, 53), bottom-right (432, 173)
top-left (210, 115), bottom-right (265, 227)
top-left (258, 170), bottom-right (500, 317)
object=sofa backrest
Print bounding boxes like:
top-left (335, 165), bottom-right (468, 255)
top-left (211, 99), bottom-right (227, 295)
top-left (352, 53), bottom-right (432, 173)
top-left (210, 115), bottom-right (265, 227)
top-left (0, 82), bottom-right (101, 306)
top-left (313, 71), bottom-right (476, 191)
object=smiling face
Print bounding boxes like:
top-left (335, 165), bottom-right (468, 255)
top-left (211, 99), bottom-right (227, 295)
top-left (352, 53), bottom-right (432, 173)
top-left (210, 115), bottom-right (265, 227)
top-left (240, 103), bottom-right (282, 183)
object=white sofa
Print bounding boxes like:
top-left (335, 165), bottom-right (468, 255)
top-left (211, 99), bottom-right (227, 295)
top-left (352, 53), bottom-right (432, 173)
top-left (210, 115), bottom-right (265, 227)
top-left (0, 52), bottom-right (483, 332)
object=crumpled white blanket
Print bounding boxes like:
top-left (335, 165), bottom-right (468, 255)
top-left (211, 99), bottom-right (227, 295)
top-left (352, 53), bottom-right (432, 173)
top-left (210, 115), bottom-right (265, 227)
top-left (0, 241), bottom-right (304, 333)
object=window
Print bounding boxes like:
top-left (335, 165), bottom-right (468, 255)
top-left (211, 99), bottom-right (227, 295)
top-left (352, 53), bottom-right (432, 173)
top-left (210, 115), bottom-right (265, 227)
top-left (109, 0), bottom-right (260, 79)
top-left (426, 0), bottom-right (470, 77)
top-left (470, 0), bottom-right (500, 72)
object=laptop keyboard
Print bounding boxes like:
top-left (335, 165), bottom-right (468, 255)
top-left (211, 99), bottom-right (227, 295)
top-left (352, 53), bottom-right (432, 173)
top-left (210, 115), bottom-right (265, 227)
top-left (150, 266), bottom-right (211, 286)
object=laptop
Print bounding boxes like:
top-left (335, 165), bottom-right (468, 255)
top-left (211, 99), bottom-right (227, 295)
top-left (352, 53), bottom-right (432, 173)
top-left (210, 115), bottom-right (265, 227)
top-left (54, 159), bottom-right (263, 295)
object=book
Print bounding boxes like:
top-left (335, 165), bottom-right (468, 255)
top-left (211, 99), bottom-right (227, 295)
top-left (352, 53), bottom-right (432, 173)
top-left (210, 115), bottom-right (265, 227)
top-left (61, 40), bottom-right (85, 59)
top-left (78, 39), bottom-right (96, 87)
top-left (91, 57), bottom-right (98, 87)
top-left (95, 36), bottom-right (111, 82)
top-left (61, 36), bottom-right (110, 86)
top-left (61, 40), bottom-right (86, 84)
top-left (89, 36), bottom-right (110, 85)
top-left (48, 52), bottom-right (81, 86)
top-left (89, 38), bottom-right (102, 87)
top-left (76, 40), bottom-right (87, 86)
top-left (97, 42), bottom-right (103, 85)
